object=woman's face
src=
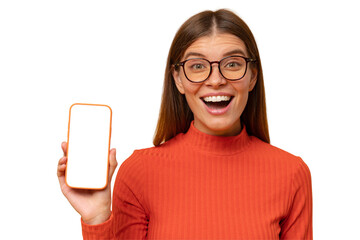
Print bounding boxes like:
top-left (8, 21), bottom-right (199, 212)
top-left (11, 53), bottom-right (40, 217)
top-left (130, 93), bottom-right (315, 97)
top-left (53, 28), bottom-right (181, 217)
top-left (173, 33), bottom-right (257, 136)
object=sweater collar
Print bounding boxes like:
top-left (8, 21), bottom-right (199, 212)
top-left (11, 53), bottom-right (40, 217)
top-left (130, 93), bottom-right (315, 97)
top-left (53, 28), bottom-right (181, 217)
top-left (181, 121), bottom-right (251, 155)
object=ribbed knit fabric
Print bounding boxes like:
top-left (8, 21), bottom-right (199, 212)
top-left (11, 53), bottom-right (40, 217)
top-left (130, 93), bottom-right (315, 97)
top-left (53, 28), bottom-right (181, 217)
top-left (82, 122), bottom-right (312, 239)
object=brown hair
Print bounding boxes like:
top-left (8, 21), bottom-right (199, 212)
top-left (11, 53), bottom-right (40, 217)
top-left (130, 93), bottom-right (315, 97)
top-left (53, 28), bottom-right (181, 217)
top-left (153, 9), bottom-right (270, 146)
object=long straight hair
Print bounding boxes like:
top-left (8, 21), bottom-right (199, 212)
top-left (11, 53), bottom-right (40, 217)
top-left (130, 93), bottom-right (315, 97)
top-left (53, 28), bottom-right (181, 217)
top-left (153, 9), bottom-right (269, 146)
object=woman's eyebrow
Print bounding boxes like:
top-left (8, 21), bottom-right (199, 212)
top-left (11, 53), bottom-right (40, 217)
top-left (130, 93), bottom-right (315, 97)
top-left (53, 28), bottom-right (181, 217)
top-left (183, 52), bottom-right (206, 60)
top-left (224, 49), bottom-right (246, 57)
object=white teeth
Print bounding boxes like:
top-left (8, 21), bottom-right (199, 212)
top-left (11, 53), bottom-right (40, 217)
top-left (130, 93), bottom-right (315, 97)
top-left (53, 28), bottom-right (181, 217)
top-left (203, 96), bottom-right (231, 102)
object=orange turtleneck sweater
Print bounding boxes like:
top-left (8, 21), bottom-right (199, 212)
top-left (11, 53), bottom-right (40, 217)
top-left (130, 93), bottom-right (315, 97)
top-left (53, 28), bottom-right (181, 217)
top-left (81, 123), bottom-right (312, 239)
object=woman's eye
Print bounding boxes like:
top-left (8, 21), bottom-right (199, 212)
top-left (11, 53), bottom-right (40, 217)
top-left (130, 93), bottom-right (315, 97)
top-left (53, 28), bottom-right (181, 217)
top-left (189, 63), bottom-right (206, 71)
top-left (192, 64), bottom-right (205, 69)
top-left (226, 62), bottom-right (240, 68)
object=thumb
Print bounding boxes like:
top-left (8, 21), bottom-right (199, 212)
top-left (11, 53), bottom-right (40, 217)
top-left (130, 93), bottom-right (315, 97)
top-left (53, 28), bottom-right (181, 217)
top-left (108, 148), bottom-right (118, 182)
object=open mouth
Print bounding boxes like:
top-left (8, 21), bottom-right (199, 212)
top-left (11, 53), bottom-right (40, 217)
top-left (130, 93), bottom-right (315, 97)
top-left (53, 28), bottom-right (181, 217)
top-left (201, 95), bottom-right (233, 109)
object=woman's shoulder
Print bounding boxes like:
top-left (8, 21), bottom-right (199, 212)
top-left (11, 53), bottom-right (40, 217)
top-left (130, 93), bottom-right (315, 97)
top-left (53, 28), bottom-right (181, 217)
top-left (249, 136), bottom-right (309, 170)
top-left (120, 134), bottom-right (182, 168)
top-left (134, 133), bottom-right (184, 156)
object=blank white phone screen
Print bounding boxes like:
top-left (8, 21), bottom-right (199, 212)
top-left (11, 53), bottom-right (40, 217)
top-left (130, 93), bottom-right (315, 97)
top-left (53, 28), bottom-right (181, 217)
top-left (66, 104), bottom-right (112, 189)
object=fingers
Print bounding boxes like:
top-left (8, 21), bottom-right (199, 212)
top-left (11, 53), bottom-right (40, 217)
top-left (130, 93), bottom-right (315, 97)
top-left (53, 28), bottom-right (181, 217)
top-left (59, 155), bottom-right (67, 165)
top-left (57, 156), bottom-right (71, 195)
top-left (108, 148), bottom-right (118, 181)
top-left (61, 141), bottom-right (67, 156)
top-left (58, 141), bottom-right (67, 177)
top-left (57, 156), bottom-right (67, 177)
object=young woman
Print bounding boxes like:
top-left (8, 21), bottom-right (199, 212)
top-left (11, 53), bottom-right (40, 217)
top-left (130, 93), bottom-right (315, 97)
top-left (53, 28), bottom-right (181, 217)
top-left (58, 9), bottom-right (312, 239)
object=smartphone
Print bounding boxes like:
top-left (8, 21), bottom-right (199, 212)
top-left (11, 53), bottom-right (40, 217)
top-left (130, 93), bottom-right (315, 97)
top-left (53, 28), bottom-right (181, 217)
top-left (65, 103), bottom-right (112, 189)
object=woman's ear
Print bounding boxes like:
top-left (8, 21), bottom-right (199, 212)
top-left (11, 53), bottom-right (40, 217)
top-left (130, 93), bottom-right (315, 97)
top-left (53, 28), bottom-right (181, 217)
top-left (172, 69), bottom-right (185, 94)
top-left (248, 67), bottom-right (258, 92)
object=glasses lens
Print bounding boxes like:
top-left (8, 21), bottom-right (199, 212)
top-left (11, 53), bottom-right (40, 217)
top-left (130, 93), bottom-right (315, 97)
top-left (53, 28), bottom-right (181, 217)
top-left (220, 56), bottom-right (247, 80)
top-left (183, 59), bottom-right (210, 82)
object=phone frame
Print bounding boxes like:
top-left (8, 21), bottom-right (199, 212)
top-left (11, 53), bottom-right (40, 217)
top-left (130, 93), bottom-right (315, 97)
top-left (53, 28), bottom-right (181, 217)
top-left (65, 103), bottom-right (112, 190)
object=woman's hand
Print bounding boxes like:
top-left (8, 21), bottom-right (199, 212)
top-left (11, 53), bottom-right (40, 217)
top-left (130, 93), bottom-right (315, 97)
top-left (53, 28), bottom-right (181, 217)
top-left (57, 142), bottom-right (118, 225)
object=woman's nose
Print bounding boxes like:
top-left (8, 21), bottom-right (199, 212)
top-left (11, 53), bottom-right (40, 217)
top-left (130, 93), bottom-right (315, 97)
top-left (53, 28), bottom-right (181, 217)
top-left (205, 64), bottom-right (227, 87)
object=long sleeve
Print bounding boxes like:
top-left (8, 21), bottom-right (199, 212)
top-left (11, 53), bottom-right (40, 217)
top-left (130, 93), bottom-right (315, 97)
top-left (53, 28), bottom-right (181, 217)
top-left (280, 157), bottom-right (313, 240)
top-left (81, 151), bottom-right (149, 239)
top-left (81, 214), bottom-right (114, 239)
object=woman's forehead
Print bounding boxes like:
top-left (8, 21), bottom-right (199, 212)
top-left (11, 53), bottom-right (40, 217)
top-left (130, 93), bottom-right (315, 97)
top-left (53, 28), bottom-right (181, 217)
top-left (183, 33), bottom-right (248, 59)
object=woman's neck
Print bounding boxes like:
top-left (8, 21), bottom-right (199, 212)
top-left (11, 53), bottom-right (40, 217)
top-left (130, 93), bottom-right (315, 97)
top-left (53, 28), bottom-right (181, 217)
top-left (181, 121), bottom-right (251, 155)
top-left (193, 119), bottom-right (242, 137)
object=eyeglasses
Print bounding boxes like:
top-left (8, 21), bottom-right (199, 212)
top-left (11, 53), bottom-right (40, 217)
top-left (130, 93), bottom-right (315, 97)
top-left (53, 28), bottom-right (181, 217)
top-left (174, 55), bottom-right (256, 83)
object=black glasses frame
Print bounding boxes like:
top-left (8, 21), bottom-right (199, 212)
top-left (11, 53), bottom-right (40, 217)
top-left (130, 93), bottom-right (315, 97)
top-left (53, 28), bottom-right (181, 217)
top-left (174, 55), bottom-right (257, 83)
